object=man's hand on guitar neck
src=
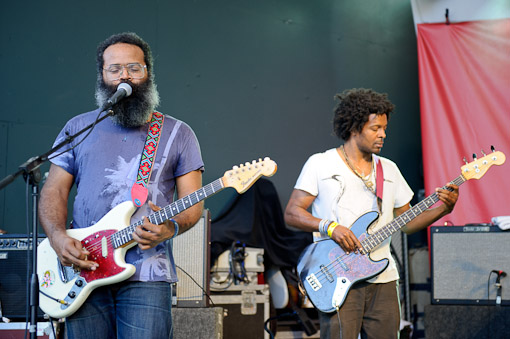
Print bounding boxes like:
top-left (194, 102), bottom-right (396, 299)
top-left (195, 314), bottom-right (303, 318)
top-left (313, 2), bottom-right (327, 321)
top-left (435, 183), bottom-right (459, 214)
top-left (133, 201), bottom-right (177, 251)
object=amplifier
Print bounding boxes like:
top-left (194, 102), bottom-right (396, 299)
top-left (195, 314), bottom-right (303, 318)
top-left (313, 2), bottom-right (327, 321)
top-left (0, 234), bottom-right (46, 320)
top-left (430, 226), bottom-right (510, 305)
top-left (172, 209), bottom-right (210, 307)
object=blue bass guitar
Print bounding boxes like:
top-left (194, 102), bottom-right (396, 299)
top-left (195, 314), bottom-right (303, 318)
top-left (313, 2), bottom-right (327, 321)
top-left (297, 150), bottom-right (504, 313)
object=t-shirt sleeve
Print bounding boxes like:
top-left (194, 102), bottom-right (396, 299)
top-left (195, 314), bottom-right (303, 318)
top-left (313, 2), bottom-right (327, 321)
top-left (49, 120), bottom-right (78, 176)
top-left (294, 154), bottom-right (320, 197)
top-left (393, 164), bottom-right (414, 208)
top-left (173, 122), bottom-right (204, 178)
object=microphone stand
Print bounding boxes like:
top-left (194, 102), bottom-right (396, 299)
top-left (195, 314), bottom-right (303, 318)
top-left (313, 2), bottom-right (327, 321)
top-left (0, 109), bottom-right (114, 339)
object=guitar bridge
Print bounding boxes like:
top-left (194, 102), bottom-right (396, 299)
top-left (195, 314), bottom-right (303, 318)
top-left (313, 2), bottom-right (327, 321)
top-left (58, 260), bottom-right (79, 283)
top-left (306, 273), bottom-right (322, 291)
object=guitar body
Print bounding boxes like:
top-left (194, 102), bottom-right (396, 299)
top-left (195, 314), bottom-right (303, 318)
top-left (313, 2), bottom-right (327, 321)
top-left (36, 158), bottom-right (279, 319)
top-left (297, 211), bottom-right (389, 313)
top-left (38, 201), bottom-right (137, 319)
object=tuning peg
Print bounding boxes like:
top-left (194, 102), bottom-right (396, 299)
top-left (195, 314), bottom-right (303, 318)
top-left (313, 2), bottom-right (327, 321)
top-left (491, 145), bottom-right (495, 152)
top-left (481, 149), bottom-right (486, 156)
top-left (463, 157), bottom-right (468, 165)
top-left (472, 153), bottom-right (477, 160)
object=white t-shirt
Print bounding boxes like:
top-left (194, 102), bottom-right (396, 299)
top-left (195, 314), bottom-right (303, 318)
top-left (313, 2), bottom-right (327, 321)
top-left (295, 148), bottom-right (413, 283)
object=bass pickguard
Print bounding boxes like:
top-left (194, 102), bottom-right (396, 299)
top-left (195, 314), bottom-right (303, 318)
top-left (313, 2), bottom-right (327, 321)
top-left (297, 211), bottom-right (389, 313)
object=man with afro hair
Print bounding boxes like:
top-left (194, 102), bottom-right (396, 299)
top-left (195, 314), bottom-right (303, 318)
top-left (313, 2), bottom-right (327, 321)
top-left (285, 88), bottom-right (459, 339)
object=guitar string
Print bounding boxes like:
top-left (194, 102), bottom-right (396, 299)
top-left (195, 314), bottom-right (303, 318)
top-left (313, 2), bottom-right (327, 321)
top-left (311, 185), bottom-right (461, 285)
top-left (310, 178), bottom-right (464, 284)
top-left (76, 178), bottom-right (227, 256)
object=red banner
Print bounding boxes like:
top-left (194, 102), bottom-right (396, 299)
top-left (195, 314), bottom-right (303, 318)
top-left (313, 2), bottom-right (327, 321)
top-left (417, 19), bottom-right (510, 226)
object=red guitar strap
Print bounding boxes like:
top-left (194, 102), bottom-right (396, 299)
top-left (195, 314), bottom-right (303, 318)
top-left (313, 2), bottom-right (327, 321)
top-left (131, 112), bottom-right (164, 207)
top-left (375, 156), bottom-right (384, 210)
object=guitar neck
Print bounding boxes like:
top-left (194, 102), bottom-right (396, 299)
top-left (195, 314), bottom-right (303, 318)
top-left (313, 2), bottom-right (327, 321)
top-left (111, 178), bottom-right (224, 248)
top-left (362, 175), bottom-right (465, 253)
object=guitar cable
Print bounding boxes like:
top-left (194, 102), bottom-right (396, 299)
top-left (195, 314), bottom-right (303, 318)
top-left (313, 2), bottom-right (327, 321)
top-left (39, 290), bottom-right (69, 305)
top-left (175, 265), bottom-right (216, 307)
top-left (335, 307), bottom-right (343, 339)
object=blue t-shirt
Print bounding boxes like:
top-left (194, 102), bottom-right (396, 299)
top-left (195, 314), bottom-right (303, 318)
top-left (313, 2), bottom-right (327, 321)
top-left (50, 109), bottom-right (204, 282)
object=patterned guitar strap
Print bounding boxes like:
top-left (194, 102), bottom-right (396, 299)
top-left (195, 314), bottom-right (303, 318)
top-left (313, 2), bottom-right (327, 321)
top-left (131, 112), bottom-right (164, 207)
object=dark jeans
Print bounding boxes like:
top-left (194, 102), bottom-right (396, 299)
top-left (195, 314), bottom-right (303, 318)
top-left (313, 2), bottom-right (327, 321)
top-left (66, 281), bottom-right (173, 339)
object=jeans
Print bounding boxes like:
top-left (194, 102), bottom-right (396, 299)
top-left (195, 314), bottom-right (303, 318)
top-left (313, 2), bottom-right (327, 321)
top-left (66, 281), bottom-right (173, 339)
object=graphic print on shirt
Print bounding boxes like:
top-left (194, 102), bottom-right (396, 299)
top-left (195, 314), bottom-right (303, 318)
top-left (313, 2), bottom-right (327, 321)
top-left (137, 250), bottom-right (171, 280)
top-left (100, 154), bottom-right (171, 280)
top-left (322, 173), bottom-right (347, 224)
top-left (102, 155), bottom-right (141, 209)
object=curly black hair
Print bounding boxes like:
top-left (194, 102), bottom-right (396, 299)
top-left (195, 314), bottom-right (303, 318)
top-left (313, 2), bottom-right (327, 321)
top-left (332, 88), bottom-right (395, 141)
top-left (96, 32), bottom-right (154, 80)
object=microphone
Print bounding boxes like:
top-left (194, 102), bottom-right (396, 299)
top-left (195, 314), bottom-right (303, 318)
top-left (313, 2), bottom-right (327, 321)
top-left (492, 270), bottom-right (506, 306)
top-left (101, 83), bottom-right (132, 111)
top-left (492, 270), bottom-right (507, 278)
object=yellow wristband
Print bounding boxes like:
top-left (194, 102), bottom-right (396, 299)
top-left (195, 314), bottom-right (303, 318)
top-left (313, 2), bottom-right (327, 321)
top-left (327, 222), bottom-right (339, 238)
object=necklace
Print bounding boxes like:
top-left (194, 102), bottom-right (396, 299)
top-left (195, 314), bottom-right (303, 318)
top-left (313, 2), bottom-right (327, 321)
top-left (340, 145), bottom-right (376, 192)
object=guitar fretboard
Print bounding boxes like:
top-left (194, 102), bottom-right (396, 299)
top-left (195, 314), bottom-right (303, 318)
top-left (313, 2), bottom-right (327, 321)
top-left (361, 175), bottom-right (465, 254)
top-left (110, 178), bottom-right (224, 248)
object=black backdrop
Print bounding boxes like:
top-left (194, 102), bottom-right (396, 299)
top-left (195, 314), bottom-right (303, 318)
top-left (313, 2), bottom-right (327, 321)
top-left (0, 1), bottom-right (422, 238)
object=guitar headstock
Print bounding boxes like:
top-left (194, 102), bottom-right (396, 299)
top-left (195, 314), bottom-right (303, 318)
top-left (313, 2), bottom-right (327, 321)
top-left (222, 157), bottom-right (277, 193)
top-left (461, 150), bottom-right (506, 180)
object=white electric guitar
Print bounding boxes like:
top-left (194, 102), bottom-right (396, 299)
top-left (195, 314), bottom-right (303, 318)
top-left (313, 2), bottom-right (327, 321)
top-left (37, 157), bottom-right (277, 319)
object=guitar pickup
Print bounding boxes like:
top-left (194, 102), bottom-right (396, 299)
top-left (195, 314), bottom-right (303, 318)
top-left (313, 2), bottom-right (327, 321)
top-left (320, 264), bottom-right (334, 283)
top-left (335, 257), bottom-right (350, 271)
top-left (306, 273), bottom-right (322, 291)
top-left (102, 236), bottom-right (108, 258)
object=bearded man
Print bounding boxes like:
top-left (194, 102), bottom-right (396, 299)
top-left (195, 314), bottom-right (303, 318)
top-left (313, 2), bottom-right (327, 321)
top-left (39, 32), bottom-right (204, 339)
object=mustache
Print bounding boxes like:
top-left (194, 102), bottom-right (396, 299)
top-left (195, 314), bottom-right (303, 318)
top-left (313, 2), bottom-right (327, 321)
top-left (95, 78), bottom-right (160, 127)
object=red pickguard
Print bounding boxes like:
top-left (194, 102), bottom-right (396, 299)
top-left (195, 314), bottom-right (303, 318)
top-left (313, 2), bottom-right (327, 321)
top-left (79, 229), bottom-right (126, 282)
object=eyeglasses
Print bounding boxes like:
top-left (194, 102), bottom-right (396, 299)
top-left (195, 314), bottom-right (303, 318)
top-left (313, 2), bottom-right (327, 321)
top-left (103, 63), bottom-right (147, 81)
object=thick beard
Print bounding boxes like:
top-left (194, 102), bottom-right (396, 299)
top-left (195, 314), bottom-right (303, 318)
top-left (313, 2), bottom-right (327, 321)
top-left (95, 78), bottom-right (160, 128)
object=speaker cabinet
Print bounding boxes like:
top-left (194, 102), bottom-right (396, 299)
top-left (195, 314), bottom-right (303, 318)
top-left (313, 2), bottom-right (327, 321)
top-left (430, 226), bottom-right (510, 305)
top-left (172, 209), bottom-right (210, 307)
top-left (425, 305), bottom-right (510, 339)
top-left (0, 234), bottom-right (46, 320)
top-left (171, 307), bottom-right (223, 339)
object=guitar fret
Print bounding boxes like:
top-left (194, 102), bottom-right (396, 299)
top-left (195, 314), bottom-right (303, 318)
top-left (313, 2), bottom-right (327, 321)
top-left (162, 208), bottom-right (170, 220)
top-left (120, 229), bottom-right (130, 244)
top-left (155, 213), bottom-right (163, 225)
top-left (148, 215), bottom-right (155, 225)
top-left (183, 197), bottom-right (190, 208)
top-left (205, 185), bottom-right (215, 195)
top-left (175, 200), bottom-right (183, 213)
top-left (112, 233), bottom-right (120, 248)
